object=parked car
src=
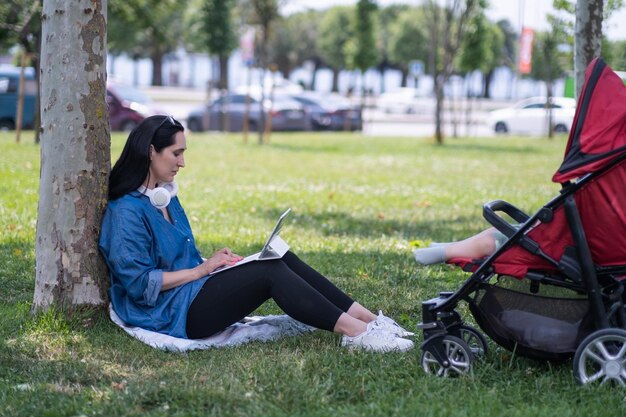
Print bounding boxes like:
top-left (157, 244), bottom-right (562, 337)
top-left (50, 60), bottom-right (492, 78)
top-left (107, 80), bottom-right (163, 131)
top-left (489, 96), bottom-right (576, 135)
top-left (376, 87), bottom-right (428, 114)
top-left (186, 93), bottom-right (310, 132)
top-left (286, 92), bottom-right (362, 131)
top-left (0, 67), bottom-right (162, 132)
top-left (0, 66), bottom-right (36, 130)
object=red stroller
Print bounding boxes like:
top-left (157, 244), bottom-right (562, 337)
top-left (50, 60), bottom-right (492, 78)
top-left (417, 58), bottom-right (626, 385)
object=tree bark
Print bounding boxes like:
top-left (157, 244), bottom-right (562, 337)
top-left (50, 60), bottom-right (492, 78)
top-left (546, 83), bottom-right (554, 139)
top-left (34, 0), bottom-right (111, 312)
top-left (309, 60), bottom-right (320, 91)
top-left (483, 68), bottom-right (494, 98)
top-left (400, 69), bottom-right (408, 87)
top-left (331, 68), bottom-right (340, 92)
top-left (151, 50), bottom-right (164, 86)
top-left (434, 75), bottom-right (444, 144)
top-left (378, 63), bottom-right (386, 93)
top-left (574, 0), bottom-right (603, 99)
top-left (219, 54), bottom-right (229, 90)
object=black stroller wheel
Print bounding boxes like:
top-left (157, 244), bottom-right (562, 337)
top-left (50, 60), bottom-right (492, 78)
top-left (573, 328), bottom-right (626, 386)
top-left (421, 335), bottom-right (474, 377)
top-left (458, 325), bottom-right (489, 358)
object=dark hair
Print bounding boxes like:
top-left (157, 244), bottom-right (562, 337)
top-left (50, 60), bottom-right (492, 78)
top-left (108, 115), bottom-right (184, 200)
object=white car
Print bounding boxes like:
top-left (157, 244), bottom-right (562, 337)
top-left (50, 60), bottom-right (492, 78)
top-left (489, 96), bottom-right (576, 135)
top-left (377, 87), bottom-right (428, 114)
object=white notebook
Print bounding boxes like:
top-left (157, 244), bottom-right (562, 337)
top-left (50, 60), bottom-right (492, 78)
top-left (210, 208), bottom-right (291, 275)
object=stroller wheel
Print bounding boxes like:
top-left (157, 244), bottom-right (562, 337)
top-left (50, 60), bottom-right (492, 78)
top-left (573, 328), bottom-right (626, 386)
top-left (457, 325), bottom-right (489, 358)
top-left (421, 335), bottom-right (474, 377)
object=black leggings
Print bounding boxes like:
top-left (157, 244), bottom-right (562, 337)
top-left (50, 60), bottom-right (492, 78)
top-left (185, 251), bottom-right (355, 339)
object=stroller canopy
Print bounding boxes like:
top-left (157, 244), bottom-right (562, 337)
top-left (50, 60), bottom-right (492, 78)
top-left (553, 58), bottom-right (626, 183)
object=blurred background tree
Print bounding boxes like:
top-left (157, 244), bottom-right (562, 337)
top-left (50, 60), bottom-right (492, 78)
top-left (243, 0), bottom-right (281, 143)
top-left (552, 0), bottom-right (623, 97)
top-left (317, 7), bottom-right (354, 93)
top-left (266, 13), bottom-right (298, 80)
top-left (376, 3), bottom-right (410, 93)
top-left (108, 0), bottom-right (189, 86)
top-left (347, 0), bottom-right (379, 105)
top-left (388, 8), bottom-right (428, 88)
top-left (201, 0), bottom-right (238, 91)
top-left (267, 10), bottom-right (323, 89)
top-left (530, 21), bottom-right (569, 138)
top-left (424, 0), bottom-right (484, 144)
top-left (1, 0), bottom-right (625, 144)
top-left (458, 7), bottom-right (494, 96)
top-left (0, 0), bottom-right (41, 142)
top-left (456, 5), bottom-right (495, 137)
top-left (488, 19), bottom-right (518, 99)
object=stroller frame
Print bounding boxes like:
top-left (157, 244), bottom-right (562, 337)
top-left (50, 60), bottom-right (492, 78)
top-left (417, 152), bottom-right (626, 383)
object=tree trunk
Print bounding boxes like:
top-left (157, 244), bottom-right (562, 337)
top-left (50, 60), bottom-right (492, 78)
top-left (483, 68), bottom-right (494, 98)
top-left (331, 68), bottom-right (340, 92)
top-left (133, 57), bottom-right (140, 86)
top-left (400, 69), bottom-right (408, 87)
top-left (425, 0), bottom-right (476, 144)
top-left (434, 75), bottom-right (444, 144)
top-left (219, 54), bottom-right (229, 90)
top-left (34, 0), bottom-right (111, 312)
top-left (152, 50), bottom-right (164, 86)
top-left (574, 0), bottom-right (603, 99)
top-left (546, 83), bottom-right (554, 139)
top-left (309, 60), bottom-right (320, 91)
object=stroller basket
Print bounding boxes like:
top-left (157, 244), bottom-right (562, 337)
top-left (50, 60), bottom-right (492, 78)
top-left (469, 278), bottom-right (593, 361)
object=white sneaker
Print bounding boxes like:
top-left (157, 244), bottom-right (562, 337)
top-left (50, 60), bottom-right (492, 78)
top-left (341, 323), bottom-right (414, 353)
top-left (371, 311), bottom-right (415, 337)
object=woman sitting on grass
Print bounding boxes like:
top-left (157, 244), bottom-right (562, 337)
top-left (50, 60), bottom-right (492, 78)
top-left (99, 115), bottom-right (413, 353)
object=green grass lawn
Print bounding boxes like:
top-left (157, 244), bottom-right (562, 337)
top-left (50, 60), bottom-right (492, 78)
top-left (1, 130), bottom-right (624, 416)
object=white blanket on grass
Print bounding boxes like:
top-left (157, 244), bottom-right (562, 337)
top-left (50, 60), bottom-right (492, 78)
top-left (109, 305), bottom-right (315, 352)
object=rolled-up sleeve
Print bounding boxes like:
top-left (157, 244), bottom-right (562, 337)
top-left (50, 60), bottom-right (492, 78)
top-left (100, 207), bottom-right (162, 307)
top-left (145, 269), bottom-right (163, 306)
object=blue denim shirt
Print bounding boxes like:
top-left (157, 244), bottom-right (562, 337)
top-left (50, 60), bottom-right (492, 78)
top-left (99, 191), bottom-right (208, 338)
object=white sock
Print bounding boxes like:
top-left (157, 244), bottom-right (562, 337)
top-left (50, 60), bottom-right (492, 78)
top-left (413, 247), bottom-right (447, 265)
top-left (429, 242), bottom-right (451, 248)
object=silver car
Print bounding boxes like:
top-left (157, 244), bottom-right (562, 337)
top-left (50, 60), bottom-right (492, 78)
top-left (286, 92), bottom-right (362, 131)
top-left (186, 93), bottom-right (310, 132)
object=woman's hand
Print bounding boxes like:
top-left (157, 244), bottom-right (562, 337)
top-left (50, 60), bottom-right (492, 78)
top-left (162, 248), bottom-right (244, 291)
top-left (195, 247), bottom-right (243, 276)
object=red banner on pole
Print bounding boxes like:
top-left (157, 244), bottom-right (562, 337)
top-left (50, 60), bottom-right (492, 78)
top-left (518, 27), bottom-right (534, 74)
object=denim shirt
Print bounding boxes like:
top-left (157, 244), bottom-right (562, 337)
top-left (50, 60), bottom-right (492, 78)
top-left (99, 191), bottom-right (208, 338)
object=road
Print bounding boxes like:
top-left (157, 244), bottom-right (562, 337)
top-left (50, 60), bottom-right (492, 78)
top-left (142, 86), bottom-right (500, 138)
top-left (362, 109), bottom-right (495, 137)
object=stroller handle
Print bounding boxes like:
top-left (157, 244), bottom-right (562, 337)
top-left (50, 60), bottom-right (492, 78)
top-left (483, 200), bottom-right (530, 238)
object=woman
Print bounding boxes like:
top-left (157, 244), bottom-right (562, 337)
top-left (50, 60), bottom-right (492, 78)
top-left (99, 115), bottom-right (413, 352)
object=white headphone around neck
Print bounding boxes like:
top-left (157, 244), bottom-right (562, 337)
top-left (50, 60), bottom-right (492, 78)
top-left (137, 182), bottom-right (179, 209)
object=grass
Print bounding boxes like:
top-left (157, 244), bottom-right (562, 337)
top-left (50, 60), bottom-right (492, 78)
top-left (1, 130), bottom-right (625, 416)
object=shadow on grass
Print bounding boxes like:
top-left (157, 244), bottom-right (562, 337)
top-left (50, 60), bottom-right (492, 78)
top-left (254, 207), bottom-right (478, 240)
top-left (0, 304), bottom-right (156, 391)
